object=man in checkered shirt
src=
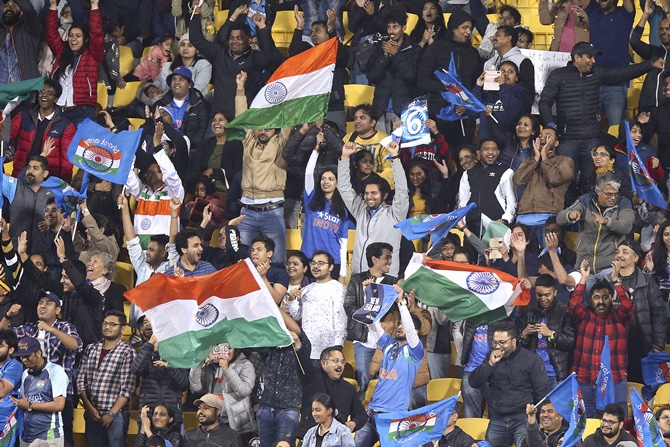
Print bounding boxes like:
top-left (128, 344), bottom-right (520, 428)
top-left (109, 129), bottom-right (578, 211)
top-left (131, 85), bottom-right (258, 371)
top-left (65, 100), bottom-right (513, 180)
top-left (77, 310), bottom-right (136, 447)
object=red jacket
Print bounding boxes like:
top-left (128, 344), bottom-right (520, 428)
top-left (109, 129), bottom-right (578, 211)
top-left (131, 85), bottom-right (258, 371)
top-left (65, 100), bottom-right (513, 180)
top-left (46, 8), bottom-right (104, 107)
top-left (11, 108), bottom-right (76, 182)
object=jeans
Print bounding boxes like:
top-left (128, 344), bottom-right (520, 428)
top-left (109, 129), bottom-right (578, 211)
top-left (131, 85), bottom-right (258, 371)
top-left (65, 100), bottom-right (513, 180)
top-left (599, 85), bottom-right (627, 127)
top-left (354, 343), bottom-right (376, 399)
top-left (354, 414), bottom-right (379, 447)
top-left (461, 371), bottom-right (487, 418)
top-left (579, 380), bottom-right (628, 418)
top-left (284, 198), bottom-right (302, 229)
top-left (410, 384), bottom-right (427, 410)
top-left (427, 352), bottom-right (451, 379)
top-left (62, 105), bottom-right (95, 126)
top-left (557, 137), bottom-right (603, 198)
top-left (485, 417), bottom-right (527, 447)
top-left (585, 267), bottom-right (614, 297)
top-left (84, 410), bottom-right (129, 447)
top-left (298, 0), bottom-right (345, 38)
top-left (256, 406), bottom-right (300, 447)
top-left (238, 206), bottom-right (287, 264)
top-left (547, 376), bottom-right (559, 391)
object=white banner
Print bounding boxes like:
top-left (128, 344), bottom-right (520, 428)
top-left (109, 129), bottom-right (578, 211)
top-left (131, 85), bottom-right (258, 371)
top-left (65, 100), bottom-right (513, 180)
top-left (520, 49), bottom-right (572, 115)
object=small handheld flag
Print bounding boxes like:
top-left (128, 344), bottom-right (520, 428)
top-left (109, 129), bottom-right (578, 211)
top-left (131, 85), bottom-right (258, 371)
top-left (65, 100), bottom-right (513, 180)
top-left (352, 284), bottom-right (400, 324)
top-left (626, 120), bottom-right (667, 209)
top-left (631, 387), bottom-right (665, 447)
top-left (542, 373), bottom-right (586, 447)
top-left (595, 335), bottom-right (615, 411)
top-left (394, 203), bottom-right (477, 242)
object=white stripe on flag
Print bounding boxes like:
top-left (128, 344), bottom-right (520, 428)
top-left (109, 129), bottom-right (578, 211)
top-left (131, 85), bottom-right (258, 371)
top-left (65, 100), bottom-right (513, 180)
top-left (250, 64), bottom-right (335, 109)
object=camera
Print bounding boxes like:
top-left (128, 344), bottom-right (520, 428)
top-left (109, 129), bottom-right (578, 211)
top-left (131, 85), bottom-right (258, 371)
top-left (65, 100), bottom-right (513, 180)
top-left (368, 33), bottom-right (391, 44)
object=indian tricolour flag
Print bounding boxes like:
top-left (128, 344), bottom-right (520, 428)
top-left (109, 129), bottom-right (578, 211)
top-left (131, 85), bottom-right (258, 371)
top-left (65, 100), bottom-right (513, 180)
top-left (225, 37), bottom-right (338, 139)
top-left (401, 254), bottom-right (530, 326)
top-left (124, 259), bottom-right (293, 368)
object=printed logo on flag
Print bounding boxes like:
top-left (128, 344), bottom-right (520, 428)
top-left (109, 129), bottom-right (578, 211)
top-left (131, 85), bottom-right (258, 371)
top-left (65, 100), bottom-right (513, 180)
top-left (599, 362), bottom-right (611, 396)
top-left (195, 304), bottom-right (219, 327)
top-left (388, 411), bottom-right (437, 442)
top-left (265, 82), bottom-right (288, 104)
top-left (466, 272), bottom-right (500, 294)
top-left (656, 362), bottom-right (670, 383)
top-left (73, 138), bottom-right (122, 175)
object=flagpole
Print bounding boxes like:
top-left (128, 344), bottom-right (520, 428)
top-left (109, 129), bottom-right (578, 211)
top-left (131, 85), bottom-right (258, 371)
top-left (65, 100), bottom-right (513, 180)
top-left (489, 113), bottom-right (499, 124)
top-left (71, 209), bottom-right (78, 242)
top-left (118, 185), bottom-right (126, 209)
top-left (292, 344), bottom-right (305, 375)
top-left (460, 119), bottom-right (465, 137)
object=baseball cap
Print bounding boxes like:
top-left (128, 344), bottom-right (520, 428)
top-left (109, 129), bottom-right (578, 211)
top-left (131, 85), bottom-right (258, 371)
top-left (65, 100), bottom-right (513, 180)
top-left (14, 337), bottom-right (41, 357)
top-left (571, 41), bottom-right (601, 57)
top-left (166, 66), bottom-right (193, 86)
top-left (39, 290), bottom-right (61, 307)
top-left (194, 394), bottom-right (223, 410)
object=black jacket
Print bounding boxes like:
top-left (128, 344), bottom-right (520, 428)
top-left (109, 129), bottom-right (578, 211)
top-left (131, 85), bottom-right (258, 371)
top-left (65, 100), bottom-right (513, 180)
top-left (469, 345), bottom-right (549, 420)
top-left (296, 365), bottom-right (367, 439)
top-left (344, 271), bottom-right (397, 342)
top-left (184, 423), bottom-right (243, 447)
top-left (630, 25), bottom-right (670, 112)
top-left (582, 427), bottom-right (636, 447)
top-left (416, 38), bottom-right (482, 116)
top-left (366, 34), bottom-right (421, 117)
top-left (0, 0), bottom-right (40, 80)
top-left (521, 420), bottom-right (569, 447)
top-left (157, 86), bottom-right (211, 152)
top-left (516, 300), bottom-right (576, 381)
top-left (423, 426), bottom-right (476, 447)
top-left (188, 137), bottom-right (243, 181)
top-left (346, 0), bottom-right (387, 40)
top-left (461, 320), bottom-right (491, 366)
top-left (539, 60), bottom-right (655, 140)
top-left (641, 102), bottom-right (670, 169)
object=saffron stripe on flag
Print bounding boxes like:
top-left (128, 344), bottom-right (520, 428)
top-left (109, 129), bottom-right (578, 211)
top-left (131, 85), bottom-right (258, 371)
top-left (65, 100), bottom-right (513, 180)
top-left (250, 65), bottom-right (335, 109)
top-left (265, 37), bottom-right (338, 83)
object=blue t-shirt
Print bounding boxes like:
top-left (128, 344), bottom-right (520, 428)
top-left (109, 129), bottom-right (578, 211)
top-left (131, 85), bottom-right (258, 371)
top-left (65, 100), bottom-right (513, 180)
top-left (301, 190), bottom-right (349, 264)
top-left (465, 325), bottom-right (489, 373)
top-left (20, 362), bottom-right (68, 443)
top-left (0, 359), bottom-right (23, 424)
top-left (535, 317), bottom-right (556, 377)
top-left (369, 333), bottom-right (424, 413)
top-left (586, 3), bottom-right (634, 69)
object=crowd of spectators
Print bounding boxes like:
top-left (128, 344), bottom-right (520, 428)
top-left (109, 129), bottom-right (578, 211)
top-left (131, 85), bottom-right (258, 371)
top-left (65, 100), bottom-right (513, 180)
top-left (0, 0), bottom-right (670, 444)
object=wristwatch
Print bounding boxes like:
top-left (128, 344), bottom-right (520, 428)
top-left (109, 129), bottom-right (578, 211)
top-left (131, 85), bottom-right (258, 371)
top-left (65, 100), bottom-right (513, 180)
top-left (104, 410), bottom-right (116, 417)
top-left (27, 402), bottom-right (33, 412)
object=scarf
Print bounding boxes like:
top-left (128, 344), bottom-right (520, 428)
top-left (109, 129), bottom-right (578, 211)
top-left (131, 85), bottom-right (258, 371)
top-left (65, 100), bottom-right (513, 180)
top-left (595, 165), bottom-right (614, 176)
top-left (91, 276), bottom-right (111, 295)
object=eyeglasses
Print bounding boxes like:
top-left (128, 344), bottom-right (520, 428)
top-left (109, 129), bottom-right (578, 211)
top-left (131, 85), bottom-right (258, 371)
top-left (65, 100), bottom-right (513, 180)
top-left (310, 261), bottom-right (330, 267)
top-left (591, 151), bottom-right (610, 158)
top-left (601, 418), bottom-right (620, 426)
top-left (44, 208), bottom-right (59, 214)
top-left (492, 338), bottom-right (512, 347)
top-left (324, 358), bottom-right (346, 365)
top-left (659, 415), bottom-right (670, 421)
top-left (39, 90), bottom-right (57, 97)
top-left (102, 321), bottom-right (121, 328)
top-left (598, 191), bottom-right (619, 199)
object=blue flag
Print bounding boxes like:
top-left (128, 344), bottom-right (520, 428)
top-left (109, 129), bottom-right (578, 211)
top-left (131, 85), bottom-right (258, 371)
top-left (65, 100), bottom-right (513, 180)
top-left (433, 54), bottom-right (486, 122)
top-left (41, 176), bottom-right (86, 216)
top-left (375, 395), bottom-right (459, 446)
top-left (626, 120), bottom-right (667, 209)
top-left (544, 373), bottom-right (586, 447)
top-left (0, 155), bottom-right (4, 212)
top-left (352, 284), bottom-right (400, 324)
top-left (394, 203), bottom-right (477, 242)
top-left (0, 406), bottom-right (22, 447)
top-left (641, 352), bottom-right (670, 398)
top-left (631, 387), bottom-right (665, 447)
top-left (67, 118), bottom-right (141, 185)
top-left (595, 335), bottom-right (615, 411)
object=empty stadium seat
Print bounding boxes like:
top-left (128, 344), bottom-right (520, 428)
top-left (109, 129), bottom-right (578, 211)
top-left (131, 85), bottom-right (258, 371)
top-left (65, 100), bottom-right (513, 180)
top-left (215, 9), bottom-right (229, 31)
top-left (582, 418), bottom-right (601, 439)
top-left (119, 46), bottom-right (135, 78)
top-left (343, 377), bottom-right (359, 391)
top-left (363, 379), bottom-right (378, 408)
top-left (128, 118), bottom-right (146, 130)
top-left (286, 228), bottom-right (302, 251)
top-left (344, 84), bottom-right (375, 107)
top-left (427, 378), bottom-right (462, 404)
top-left (113, 81), bottom-right (144, 108)
top-left (115, 261), bottom-right (135, 293)
top-left (628, 382), bottom-right (645, 417)
top-left (653, 383), bottom-right (670, 413)
top-left (455, 418), bottom-right (489, 441)
top-left (271, 10), bottom-right (297, 50)
top-left (97, 82), bottom-right (109, 109)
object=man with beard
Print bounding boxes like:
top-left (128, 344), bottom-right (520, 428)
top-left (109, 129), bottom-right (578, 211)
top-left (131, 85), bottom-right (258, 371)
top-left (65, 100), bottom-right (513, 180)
top-left (131, 316), bottom-right (153, 351)
top-left (4, 156), bottom-right (55, 254)
top-left (287, 251), bottom-right (347, 361)
top-left (296, 346), bottom-right (367, 440)
top-left (0, 0), bottom-right (40, 83)
top-left (606, 240), bottom-right (666, 383)
top-left (164, 227), bottom-right (215, 277)
top-left (523, 402), bottom-right (569, 447)
top-left (582, 404), bottom-right (636, 447)
top-left (250, 235), bottom-right (289, 305)
top-left (568, 260), bottom-right (633, 417)
top-left (469, 321), bottom-right (549, 447)
top-left (31, 198), bottom-right (76, 282)
top-left (185, 394), bottom-right (242, 447)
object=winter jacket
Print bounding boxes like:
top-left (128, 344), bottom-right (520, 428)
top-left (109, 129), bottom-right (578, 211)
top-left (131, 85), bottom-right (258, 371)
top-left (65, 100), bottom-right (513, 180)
top-left (513, 155), bottom-right (575, 215)
top-left (516, 300), bottom-right (577, 381)
top-left (46, 8), bottom-right (104, 107)
top-left (98, 33), bottom-right (122, 88)
top-left (296, 365), bottom-right (367, 439)
top-left (133, 44), bottom-right (170, 82)
top-left (346, 0), bottom-right (386, 39)
top-left (189, 13), bottom-right (282, 120)
top-left (473, 83), bottom-right (533, 143)
top-left (607, 268), bottom-right (667, 352)
top-left (0, 0), bottom-right (40, 80)
top-left (132, 342), bottom-right (190, 425)
top-left (630, 25), bottom-right (670, 112)
top-left (458, 162), bottom-right (516, 224)
top-left (641, 102), bottom-right (670, 170)
top-left (157, 86), bottom-right (211, 152)
top-left (10, 107), bottom-right (76, 182)
top-left (188, 353), bottom-right (257, 433)
top-left (184, 423), bottom-right (243, 447)
top-left (416, 38), bottom-right (482, 116)
top-left (557, 193), bottom-right (635, 272)
top-left (7, 174), bottom-right (54, 254)
top-left (338, 158), bottom-right (409, 277)
top-left (302, 418), bottom-right (355, 447)
top-left (469, 345), bottom-right (550, 420)
top-left (461, 320), bottom-right (491, 366)
top-left (521, 421), bottom-right (569, 447)
top-left (582, 427), bottom-right (636, 447)
top-left (483, 47), bottom-right (536, 96)
top-left (133, 428), bottom-right (183, 447)
top-left (539, 0), bottom-right (591, 51)
top-left (344, 271), bottom-right (398, 343)
top-left (366, 34), bottom-right (422, 117)
top-left (539, 60), bottom-right (655, 140)
top-left (99, 0), bottom-right (151, 44)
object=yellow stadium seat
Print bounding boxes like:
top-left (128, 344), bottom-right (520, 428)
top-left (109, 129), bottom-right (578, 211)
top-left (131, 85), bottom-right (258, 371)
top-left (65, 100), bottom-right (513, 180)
top-left (73, 408), bottom-right (85, 433)
top-left (583, 418), bottom-right (600, 439)
top-left (344, 377), bottom-right (359, 390)
top-left (271, 10), bottom-right (297, 50)
top-left (119, 45), bottom-right (135, 78)
top-left (628, 382), bottom-right (645, 417)
top-left (427, 378), bottom-right (462, 404)
top-left (455, 418), bottom-right (489, 441)
top-left (344, 84), bottom-right (375, 107)
top-left (286, 228), bottom-right (302, 251)
top-left (406, 13), bottom-right (419, 35)
top-left (115, 261), bottom-right (135, 292)
top-left (113, 81), bottom-right (144, 108)
top-left (608, 124), bottom-right (619, 138)
top-left (123, 301), bottom-right (132, 338)
top-left (128, 118), bottom-right (146, 130)
top-left (3, 161), bottom-right (13, 176)
top-left (215, 9), bottom-right (229, 31)
top-left (343, 339), bottom-right (357, 373)
top-left (142, 46), bottom-right (153, 60)
top-left (97, 82), bottom-right (108, 109)
top-left (364, 379), bottom-right (378, 408)
top-left (342, 11), bottom-right (354, 45)
top-left (652, 383), bottom-right (670, 412)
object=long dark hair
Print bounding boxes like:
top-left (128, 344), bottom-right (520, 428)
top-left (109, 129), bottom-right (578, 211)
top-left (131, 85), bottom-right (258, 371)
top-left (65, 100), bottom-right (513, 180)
top-left (651, 220), bottom-right (670, 280)
top-left (309, 166), bottom-right (347, 221)
top-left (409, 0), bottom-right (446, 43)
top-left (513, 223), bottom-right (539, 254)
top-left (169, 42), bottom-right (203, 71)
top-left (406, 158), bottom-right (433, 201)
top-left (53, 23), bottom-right (90, 81)
top-left (511, 114), bottom-right (539, 147)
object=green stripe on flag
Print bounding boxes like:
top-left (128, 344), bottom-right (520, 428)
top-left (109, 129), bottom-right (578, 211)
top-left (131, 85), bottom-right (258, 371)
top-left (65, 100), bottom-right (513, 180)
top-left (468, 306), bottom-right (509, 327)
top-left (401, 268), bottom-right (490, 321)
top-left (0, 76), bottom-right (45, 109)
top-left (225, 93), bottom-right (331, 140)
top-left (158, 316), bottom-right (293, 368)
